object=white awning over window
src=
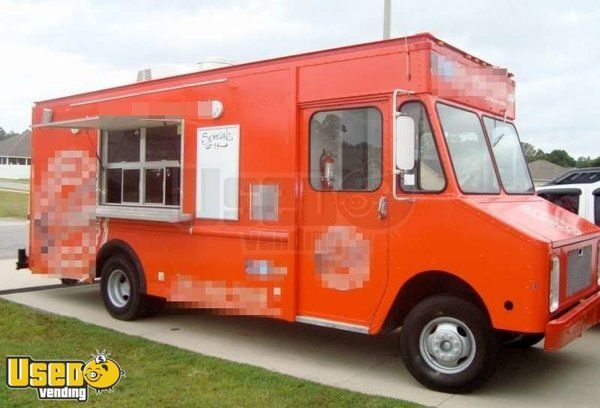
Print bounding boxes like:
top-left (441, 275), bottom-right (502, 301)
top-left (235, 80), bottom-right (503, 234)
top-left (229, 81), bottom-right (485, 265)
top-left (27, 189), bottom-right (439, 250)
top-left (34, 115), bottom-right (181, 131)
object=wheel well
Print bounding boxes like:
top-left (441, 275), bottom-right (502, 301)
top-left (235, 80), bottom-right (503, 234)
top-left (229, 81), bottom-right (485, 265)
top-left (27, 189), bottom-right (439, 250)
top-left (96, 240), bottom-right (147, 293)
top-left (381, 271), bottom-right (490, 333)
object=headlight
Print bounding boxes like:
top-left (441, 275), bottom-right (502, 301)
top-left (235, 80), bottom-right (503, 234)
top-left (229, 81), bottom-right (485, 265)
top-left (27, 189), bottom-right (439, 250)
top-left (550, 255), bottom-right (560, 313)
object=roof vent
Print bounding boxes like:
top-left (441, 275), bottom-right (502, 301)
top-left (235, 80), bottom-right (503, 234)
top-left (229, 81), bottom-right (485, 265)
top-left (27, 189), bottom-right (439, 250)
top-left (137, 68), bottom-right (152, 82)
top-left (135, 64), bottom-right (197, 82)
top-left (197, 57), bottom-right (234, 71)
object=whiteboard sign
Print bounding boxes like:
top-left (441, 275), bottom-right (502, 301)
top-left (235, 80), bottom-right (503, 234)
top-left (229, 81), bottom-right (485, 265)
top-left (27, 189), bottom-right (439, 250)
top-left (196, 125), bottom-right (240, 220)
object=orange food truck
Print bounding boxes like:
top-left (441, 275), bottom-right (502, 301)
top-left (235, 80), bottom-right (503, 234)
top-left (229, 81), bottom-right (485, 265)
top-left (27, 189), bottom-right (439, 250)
top-left (18, 33), bottom-right (600, 392)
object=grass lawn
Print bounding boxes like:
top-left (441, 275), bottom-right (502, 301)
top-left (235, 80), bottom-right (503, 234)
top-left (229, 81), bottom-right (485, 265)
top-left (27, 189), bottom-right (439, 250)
top-left (0, 300), bottom-right (420, 407)
top-left (0, 190), bottom-right (28, 219)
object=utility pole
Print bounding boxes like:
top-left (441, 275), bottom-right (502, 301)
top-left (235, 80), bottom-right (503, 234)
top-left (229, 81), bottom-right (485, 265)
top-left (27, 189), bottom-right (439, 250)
top-left (383, 0), bottom-right (392, 40)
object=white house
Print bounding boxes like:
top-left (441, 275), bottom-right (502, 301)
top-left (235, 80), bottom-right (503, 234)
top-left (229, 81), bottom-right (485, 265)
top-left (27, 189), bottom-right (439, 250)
top-left (0, 130), bottom-right (31, 179)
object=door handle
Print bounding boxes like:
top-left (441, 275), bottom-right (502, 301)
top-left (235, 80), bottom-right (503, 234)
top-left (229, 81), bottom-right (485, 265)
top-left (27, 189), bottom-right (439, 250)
top-left (378, 196), bottom-right (387, 220)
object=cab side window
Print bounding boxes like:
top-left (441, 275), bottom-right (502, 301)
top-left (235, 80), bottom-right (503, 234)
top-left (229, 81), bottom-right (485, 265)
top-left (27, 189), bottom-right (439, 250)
top-left (399, 102), bottom-right (445, 192)
top-left (309, 107), bottom-right (382, 191)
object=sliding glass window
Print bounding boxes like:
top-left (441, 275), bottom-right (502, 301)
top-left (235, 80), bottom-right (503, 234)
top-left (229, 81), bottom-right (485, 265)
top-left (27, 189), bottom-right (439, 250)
top-left (101, 125), bottom-right (181, 207)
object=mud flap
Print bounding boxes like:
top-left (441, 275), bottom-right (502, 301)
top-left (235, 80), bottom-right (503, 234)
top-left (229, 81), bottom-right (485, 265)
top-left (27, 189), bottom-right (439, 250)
top-left (16, 248), bottom-right (29, 270)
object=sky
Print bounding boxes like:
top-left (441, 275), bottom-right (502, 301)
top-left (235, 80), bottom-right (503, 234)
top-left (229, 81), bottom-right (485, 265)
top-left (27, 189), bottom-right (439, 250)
top-left (0, 0), bottom-right (598, 157)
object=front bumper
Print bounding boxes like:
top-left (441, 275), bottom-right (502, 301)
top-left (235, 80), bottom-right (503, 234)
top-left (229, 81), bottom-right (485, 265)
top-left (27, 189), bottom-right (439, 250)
top-left (544, 291), bottom-right (600, 351)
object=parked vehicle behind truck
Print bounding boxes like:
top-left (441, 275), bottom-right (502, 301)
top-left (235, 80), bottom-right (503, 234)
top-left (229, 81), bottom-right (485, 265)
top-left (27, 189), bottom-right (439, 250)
top-left (537, 168), bottom-right (600, 226)
top-left (18, 33), bottom-right (600, 392)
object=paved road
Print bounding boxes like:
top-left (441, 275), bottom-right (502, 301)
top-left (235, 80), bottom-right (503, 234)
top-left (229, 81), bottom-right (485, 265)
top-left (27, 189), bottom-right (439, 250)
top-left (0, 180), bottom-right (29, 192)
top-left (0, 223), bottom-right (59, 291)
top-left (2, 283), bottom-right (599, 407)
top-left (0, 219), bottom-right (27, 259)
top-left (0, 258), bottom-right (61, 292)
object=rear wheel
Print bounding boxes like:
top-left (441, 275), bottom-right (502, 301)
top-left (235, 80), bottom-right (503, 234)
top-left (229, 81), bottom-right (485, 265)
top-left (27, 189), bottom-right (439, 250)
top-left (399, 295), bottom-right (498, 393)
top-left (101, 255), bottom-right (156, 320)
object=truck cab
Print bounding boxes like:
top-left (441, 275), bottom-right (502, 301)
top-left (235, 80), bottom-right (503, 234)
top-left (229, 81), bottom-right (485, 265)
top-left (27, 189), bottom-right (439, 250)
top-left (383, 88), bottom-right (600, 391)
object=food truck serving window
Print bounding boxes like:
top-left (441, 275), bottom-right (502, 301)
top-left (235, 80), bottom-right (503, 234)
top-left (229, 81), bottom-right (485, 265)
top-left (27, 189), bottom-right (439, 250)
top-left (309, 107), bottom-right (382, 191)
top-left (100, 124), bottom-right (181, 207)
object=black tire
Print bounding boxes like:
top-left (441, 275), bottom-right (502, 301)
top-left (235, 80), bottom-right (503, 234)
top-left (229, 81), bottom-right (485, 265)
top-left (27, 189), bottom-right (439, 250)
top-left (506, 333), bottom-right (544, 348)
top-left (60, 278), bottom-right (78, 286)
top-left (100, 255), bottom-right (150, 320)
top-left (399, 295), bottom-right (498, 393)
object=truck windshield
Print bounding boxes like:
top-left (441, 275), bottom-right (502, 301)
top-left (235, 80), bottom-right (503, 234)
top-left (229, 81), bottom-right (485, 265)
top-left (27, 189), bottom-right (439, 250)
top-left (483, 117), bottom-right (534, 194)
top-left (437, 103), bottom-right (500, 194)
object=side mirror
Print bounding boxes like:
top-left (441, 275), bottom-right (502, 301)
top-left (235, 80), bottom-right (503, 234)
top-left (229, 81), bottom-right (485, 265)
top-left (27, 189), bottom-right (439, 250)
top-left (394, 114), bottom-right (415, 171)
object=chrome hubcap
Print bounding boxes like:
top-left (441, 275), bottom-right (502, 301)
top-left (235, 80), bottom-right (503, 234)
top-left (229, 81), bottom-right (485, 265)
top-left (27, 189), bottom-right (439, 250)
top-left (419, 317), bottom-right (476, 374)
top-left (107, 269), bottom-right (131, 308)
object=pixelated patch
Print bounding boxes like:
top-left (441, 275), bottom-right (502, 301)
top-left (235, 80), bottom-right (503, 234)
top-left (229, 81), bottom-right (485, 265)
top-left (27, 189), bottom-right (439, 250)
top-left (168, 276), bottom-right (281, 316)
top-left (32, 150), bottom-right (97, 279)
top-left (245, 259), bottom-right (287, 280)
top-left (314, 226), bottom-right (370, 290)
top-left (431, 51), bottom-right (513, 112)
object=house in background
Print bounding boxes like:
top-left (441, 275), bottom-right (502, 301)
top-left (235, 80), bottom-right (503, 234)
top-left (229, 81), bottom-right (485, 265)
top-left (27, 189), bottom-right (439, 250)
top-left (528, 159), bottom-right (573, 187)
top-left (0, 130), bottom-right (31, 179)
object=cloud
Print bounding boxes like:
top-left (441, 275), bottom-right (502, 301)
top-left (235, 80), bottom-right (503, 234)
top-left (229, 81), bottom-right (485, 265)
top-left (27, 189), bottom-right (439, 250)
top-left (0, 42), bottom-right (131, 127)
top-left (0, 0), bottom-right (598, 157)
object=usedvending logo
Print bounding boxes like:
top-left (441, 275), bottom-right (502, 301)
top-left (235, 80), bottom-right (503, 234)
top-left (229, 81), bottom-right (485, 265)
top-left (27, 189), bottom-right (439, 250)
top-left (6, 350), bottom-right (125, 402)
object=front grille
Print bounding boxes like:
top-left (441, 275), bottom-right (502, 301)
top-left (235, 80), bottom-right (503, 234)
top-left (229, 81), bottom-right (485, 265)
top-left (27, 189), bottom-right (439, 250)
top-left (566, 246), bottom-right (593, 297)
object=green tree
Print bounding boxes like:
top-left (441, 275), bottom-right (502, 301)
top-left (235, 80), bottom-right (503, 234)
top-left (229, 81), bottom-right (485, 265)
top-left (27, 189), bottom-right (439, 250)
top-left (546, 149), bottom-right (576, 167)
top-left (520, 142), bottom-right (537, 162)
top-left (533, 148), bottom-right (547, 161)
top-left (576, 156), bottom-right (594, 168)
top-left (0, 127), bottom-right (21, 142)
top-left (521, 141), bottom-right (597, 168)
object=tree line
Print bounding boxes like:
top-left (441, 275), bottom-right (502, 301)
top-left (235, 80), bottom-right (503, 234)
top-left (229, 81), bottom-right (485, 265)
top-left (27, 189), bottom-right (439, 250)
top-left (521, 142), bottom-right (600, 168)
top-left (0, 127), bottom-right (22, 142)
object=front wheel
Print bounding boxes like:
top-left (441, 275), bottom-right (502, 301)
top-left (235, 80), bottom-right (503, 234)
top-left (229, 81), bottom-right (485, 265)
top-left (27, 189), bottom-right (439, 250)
top-left (399, 295), bottom-right (498, 393)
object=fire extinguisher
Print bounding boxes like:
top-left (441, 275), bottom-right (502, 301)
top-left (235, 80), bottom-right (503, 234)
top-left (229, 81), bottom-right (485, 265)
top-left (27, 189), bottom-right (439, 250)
top-left (320, 149), bottom-right (336, 190)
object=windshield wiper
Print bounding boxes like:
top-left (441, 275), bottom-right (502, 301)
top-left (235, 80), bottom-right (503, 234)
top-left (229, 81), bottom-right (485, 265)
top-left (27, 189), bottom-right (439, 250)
top-left (492, 133), bottom-right (505, 147)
